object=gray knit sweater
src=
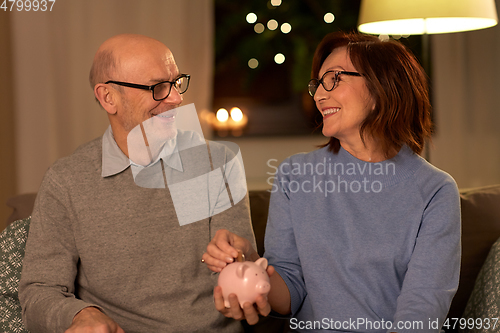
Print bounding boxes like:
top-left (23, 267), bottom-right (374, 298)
top-left (19, 135), bottom-right (255, 333)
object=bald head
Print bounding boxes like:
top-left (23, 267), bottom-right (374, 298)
top-left (89, 34), bottom-right (174, 88)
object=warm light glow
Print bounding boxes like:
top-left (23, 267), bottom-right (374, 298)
top-left (248, 58), bottom-right (259, 69)
top-left (246, 13), bottom-right (257, 24)
top-left (274, 53), bottom-right (285, 64)
top-left (281, 22), bottom-right (292, 34)
top-left (360, 17), bottom-right (498, 34)
top-left (324, 13), bottom-right (335, 23)
top-left (271, 0), bottom-right (282, 6)
top-left (216, 108), bottom-right (229, 122)
top-left (254, 23), bottom-right (265, 34)
top-left (358, 0), bottom-right (498, 34)
top-left (267, 19), bottom-right (278, 31)
top-left (230, 108), bottom-right (244, 122)
top-left (209, 107), bottom-right (248, 134)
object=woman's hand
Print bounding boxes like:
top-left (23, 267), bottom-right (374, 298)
top-left (213, 266), bottom-right (275, 325)
top-left (202, 229), bottom-right (258, 272)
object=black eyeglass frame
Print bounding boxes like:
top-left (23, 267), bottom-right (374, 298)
top-left (105, 74), bottom-right (190, 101)
top-left (308, 70), bottom-right (361, 97)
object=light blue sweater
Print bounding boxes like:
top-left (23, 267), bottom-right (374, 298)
top-left (264, 146), bottom-right (461, 333)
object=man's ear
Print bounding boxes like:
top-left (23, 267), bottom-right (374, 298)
top-left (94, 83), bottom-right (118, 115)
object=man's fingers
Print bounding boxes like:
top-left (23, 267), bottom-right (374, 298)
top-left (228, 293), bottom-right (245, 321)
top-left (64, 306), bottom-right (124, 333)
top-left (242, 302), bottom-right (260, 325)
top-left (213, 229), bottom-right (239, 259)
top-left (205, 243), bottom-right (234, 266)
top-left (214, 287), bottom-right (234, 318)
top-left (255, 295), bottom-right (271, 317)
top-left (213, 287), bottom-right (268, 325)
top-left (206, 242), bottom-right (235, 263)
top-left (214, 286), bottom-right (228, 312)
top-left (206, 264), bottom-right (222, 273)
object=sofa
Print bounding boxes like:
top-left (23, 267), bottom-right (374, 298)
top-left (2, 185), bottom-right (500, 332)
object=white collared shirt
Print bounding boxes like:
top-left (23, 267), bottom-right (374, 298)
top-left (101, 126), bottom-right (183, 178)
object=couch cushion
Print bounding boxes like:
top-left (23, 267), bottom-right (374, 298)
top-left (448, 184), bottom-right (500, 319)
top-left (0, 217), bottom-right (31, 333)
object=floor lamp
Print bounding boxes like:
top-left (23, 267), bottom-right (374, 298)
top-left (357, 0), bottom-right (498, 161)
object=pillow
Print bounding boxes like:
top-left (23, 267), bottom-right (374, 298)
top-left (448, 184), bottom-right (500, 319)
top-left (460, 236), bottom-right (500, 332)
top-left (0, 217), bottom-right (31, 333)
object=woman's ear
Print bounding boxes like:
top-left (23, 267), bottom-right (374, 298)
top-left (368, 95), bottom-right (376, 112)
top-left (94, 83), bottom-right (118, 115)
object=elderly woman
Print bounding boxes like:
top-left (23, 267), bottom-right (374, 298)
top-left (203, 32), bottom-right (460, 333)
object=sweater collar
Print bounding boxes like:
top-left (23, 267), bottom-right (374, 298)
top-left (336, 145), bottom-right (423, 188)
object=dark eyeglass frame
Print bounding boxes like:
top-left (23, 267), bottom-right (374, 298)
top-left (308, 70), bottom-right (361, 97)
top-left (105, 74), bottom-right (190, 101)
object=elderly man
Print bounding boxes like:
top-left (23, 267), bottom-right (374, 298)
top-left (18, 34), bottom-right (255, 333)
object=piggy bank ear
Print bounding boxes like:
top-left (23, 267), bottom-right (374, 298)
top-left (255, 258), bottom-right (268, 269)
top-left (236, 264), bottom-right (249, 279)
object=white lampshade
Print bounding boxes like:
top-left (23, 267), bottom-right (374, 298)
top-left (358, 0), bottom-right (498, 34)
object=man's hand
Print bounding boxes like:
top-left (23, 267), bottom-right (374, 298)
top-left (202, 229), bottom-right (258, 272)
top-left (213, 265), bottom-right (274, 325)
top-left (64, 307), bottom-right (125, 333)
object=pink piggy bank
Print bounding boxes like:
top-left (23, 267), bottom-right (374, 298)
top-left (218, 258), bottom-right (271, 308)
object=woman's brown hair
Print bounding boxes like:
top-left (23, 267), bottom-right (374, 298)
top-left (312, 32), bottom-right (432, 156)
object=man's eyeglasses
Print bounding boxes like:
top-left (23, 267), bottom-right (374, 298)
top-left (105, 74), bottom-right (190, 101)
top-left (308, 71), bottom-right (361, 97)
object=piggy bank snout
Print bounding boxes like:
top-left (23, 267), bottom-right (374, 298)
top-left (256, 280), bottom-right (271, 293)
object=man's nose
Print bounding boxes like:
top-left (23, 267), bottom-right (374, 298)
top-left (164, 87), bottom-right (183, 105)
